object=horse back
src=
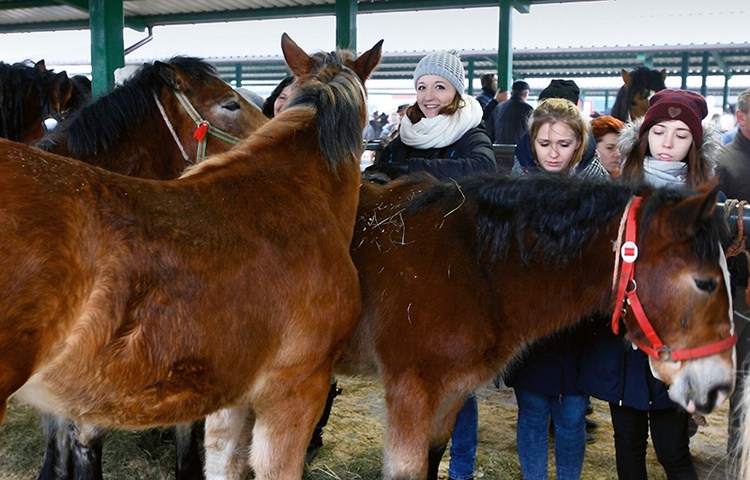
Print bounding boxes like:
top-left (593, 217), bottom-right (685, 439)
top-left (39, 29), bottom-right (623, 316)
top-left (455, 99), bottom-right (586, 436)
top-left (0, 136), bottom-right (361, 428)
top-left (338, 174), bottom-right (500, 383)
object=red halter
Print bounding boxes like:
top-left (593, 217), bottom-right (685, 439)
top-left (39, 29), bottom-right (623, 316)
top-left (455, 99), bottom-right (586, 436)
top-left (611, 196), bottom-right (737, 362)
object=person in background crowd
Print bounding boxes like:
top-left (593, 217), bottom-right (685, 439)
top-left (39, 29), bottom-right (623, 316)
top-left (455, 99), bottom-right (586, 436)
top-left (475, 73), bottom-right (497, 110)
top-left (262, 75), bottom-right (294, 118)
top-left (715, 88), bottom-right (750, 464)
top-left (538, 79), bottom-right (581, 106)
top-left (485, 80), bottom-right (532, 145)
top-left (590, 115), bottom-right (626, 177)
top-left (506, 97), bottom-right (607, 480)
top-left (380, 103), bottom-right (410, 141)
top-left (365, 50), bottom-right (496, 480)
top-left (582, 89), bottom-right (720, 480)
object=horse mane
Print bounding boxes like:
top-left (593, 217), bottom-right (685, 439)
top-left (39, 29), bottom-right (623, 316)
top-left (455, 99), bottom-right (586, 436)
top-left (0, 60), bottom-right (45, 141)
top-left (38, 56), bottom-right (218, 157)
top-left (407, 173), bottom-right (727, 266)
top-left (284, 50), bottom-right (366, 171)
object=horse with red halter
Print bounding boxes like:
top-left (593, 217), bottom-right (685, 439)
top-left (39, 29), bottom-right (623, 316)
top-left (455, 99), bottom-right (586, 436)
top-left (610, 66), bottom-right (667, 122)
top-left (34, 56), bottom-right (269, 480)
top-left (346, 172), bottom-right (734, 479)
top-left (0, 33), bottom-right (381, 480)
top-left (0, 59), bottom-right (83, 145)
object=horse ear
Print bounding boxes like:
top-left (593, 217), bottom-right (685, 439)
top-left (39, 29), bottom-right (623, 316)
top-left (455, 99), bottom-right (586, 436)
top-left (154, 61), bottom-right (185, 92)
top-left (621, 68), bottom-right (632, 87)
top-left (34, 59), bottom-right (48, 73)
top-left (47, 71), bottom-right (73, 113)
top-left (281, 33), bottom-right (315, 77)
top-left (660, 69), bottom-right (667, 81)
top-left (351, 40), bottom-right (384, 83)
top-left (668, 177), bottom-right (721, 239)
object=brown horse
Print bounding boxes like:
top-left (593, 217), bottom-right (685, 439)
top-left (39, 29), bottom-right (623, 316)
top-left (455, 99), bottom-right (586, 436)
top-left (0, 59), bottom-right (83, 144)
top-left (610, 66), bottom-right (667, 122)
top-left (208, 171), bottom-right (737, 479)
top-left (0, 33), bottom-right (382, 480)
top-left (35, 56), bottom-right (269, 480)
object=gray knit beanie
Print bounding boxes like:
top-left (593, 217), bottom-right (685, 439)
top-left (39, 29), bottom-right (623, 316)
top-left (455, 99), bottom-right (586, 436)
top-left (413, 51), bottom-right (465, 95)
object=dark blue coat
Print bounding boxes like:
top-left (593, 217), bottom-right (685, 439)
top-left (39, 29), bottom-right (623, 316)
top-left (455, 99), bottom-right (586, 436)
top-left (485, 95), bottom-right (532, 145)
top-left (576, 318), bottom-right (677, 410)
top-left (504, 323), bottom-right (589, 396)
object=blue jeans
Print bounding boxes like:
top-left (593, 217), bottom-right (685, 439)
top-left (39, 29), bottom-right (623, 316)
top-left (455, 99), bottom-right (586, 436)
top-left (448, 393), bottom-right (478, 480)
top-left (514, 389), bottom-right (587, 480)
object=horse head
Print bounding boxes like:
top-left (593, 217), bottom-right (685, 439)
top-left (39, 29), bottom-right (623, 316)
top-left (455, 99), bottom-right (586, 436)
top-left (152, 56), bottom-right (268, 156)
top-left (616, 179), bottom-right (734, 414)
top-left (278, 33), bottom-right (382, 171)
top-left (622, 66), bottom-right (667, 120)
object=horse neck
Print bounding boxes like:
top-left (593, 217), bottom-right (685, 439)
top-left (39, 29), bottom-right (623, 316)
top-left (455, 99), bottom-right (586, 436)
top-left (487, 213), bottom-right (621, 345)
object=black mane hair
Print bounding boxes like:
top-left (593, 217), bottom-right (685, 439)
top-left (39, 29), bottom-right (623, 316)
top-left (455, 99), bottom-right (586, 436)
top-left (0, 60), bottom-right (45, 141)
top-left (407, 172), bottom-right (726, 266)
top-left (38, 56), bottom-right (217, 157)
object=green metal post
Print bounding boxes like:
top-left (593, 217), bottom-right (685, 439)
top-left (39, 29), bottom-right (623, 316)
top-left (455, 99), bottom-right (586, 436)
top-left (701, 52), bottom-right (709, 97)
top-left (90, 0), bottom-right (124, 97)
top-left (497, 0), bottom-right (513, 93)
top-left (681, 52), bottom-right (689, 89)
top-left (235, 64), bottom-right (243, 87)
top-left (335, 0), bottom-right (357, 52)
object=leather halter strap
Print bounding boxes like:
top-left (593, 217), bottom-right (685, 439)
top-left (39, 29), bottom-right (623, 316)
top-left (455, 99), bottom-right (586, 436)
top-left (611, 196), bottom-right (737, 362)
top-left (152, 89), bottom-right (243, 165)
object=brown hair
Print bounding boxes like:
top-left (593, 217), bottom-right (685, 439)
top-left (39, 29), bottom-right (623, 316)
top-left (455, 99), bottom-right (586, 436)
top-left (405, 92), bottom-right (464, 123)
top-left (621, 130), bottom-right (711, 188)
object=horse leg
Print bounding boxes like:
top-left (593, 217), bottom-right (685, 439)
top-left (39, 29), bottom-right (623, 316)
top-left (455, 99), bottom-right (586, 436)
top-left (38, 414), bottom-right (74, 480)
top-left (204, 407), bottom-right (254, 480)
top-left (427, 443), bottom-right (448, 480)
top-left (381, 375), bottom-right (440, 480)
top-left (250, 372), bottom-right (332, 480)
top-left (70, 421), bottom-right (105, 480)
top-left (174, 422), bottom-right (205, 480)
top-left (305, 379), bottom-right (341, 465)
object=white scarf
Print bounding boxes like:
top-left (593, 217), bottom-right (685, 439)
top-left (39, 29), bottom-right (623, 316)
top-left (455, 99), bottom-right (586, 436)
top-left (643, 157), bottom-right (687, 188)
top-left (399, 94), bottom-right (483, 149)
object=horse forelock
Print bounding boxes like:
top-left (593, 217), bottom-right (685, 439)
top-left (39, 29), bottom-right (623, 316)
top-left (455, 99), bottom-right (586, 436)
top-left (639, 187), bottom-right (730, 263)
top-left (285, 50), bottom-right (366, 172)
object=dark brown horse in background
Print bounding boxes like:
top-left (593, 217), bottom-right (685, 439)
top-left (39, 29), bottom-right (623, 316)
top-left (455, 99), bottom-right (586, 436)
top-left (610, 66), bottom-right (667, 122)
top-left (208, 172), bottom-right (737, 479)
top-left (0, 59), bottom-right (89, 144)
top-left (34, 57), bottom-right (269, 480)
top-left (0, 33), bottom-right (380, 480)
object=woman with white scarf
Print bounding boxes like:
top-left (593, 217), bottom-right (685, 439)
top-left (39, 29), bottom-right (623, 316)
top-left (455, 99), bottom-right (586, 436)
top-left (366, 51), bottom-right (495, 480)
top-left (365, 50), bottom-right (496, 182)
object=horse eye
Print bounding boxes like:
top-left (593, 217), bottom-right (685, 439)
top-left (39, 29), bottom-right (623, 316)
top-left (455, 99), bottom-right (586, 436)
top-left (223, 101), bottom-right (241, 111)
top-left (694, 278), bottom-right (717, 293)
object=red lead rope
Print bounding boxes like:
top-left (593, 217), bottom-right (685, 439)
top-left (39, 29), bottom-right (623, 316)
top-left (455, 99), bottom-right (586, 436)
top-left (611, 196), bottom-right (737, 362)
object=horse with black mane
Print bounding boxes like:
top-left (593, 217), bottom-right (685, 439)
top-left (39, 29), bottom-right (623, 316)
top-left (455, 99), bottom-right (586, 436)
top-left (34, 55), bottom-right (270, 480)
top-left (0, 59), bottom-right (86, 144)
top-left (610, 66), bottom-right (667, 122)
top-left (0, 33), bottom-right (381, 480)
top-left (208, 170), bottom-right (736, 479)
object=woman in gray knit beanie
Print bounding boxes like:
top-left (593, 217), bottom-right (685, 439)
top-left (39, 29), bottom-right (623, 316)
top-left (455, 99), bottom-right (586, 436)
top-left (365, 50), bottom-right (497, 480)
top-left (365, 50), bottom-right (496, 188)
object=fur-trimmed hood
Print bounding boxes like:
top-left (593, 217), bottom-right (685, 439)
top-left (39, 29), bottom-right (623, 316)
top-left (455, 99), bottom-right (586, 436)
top-left (618, 116), bottom-right (724, 168)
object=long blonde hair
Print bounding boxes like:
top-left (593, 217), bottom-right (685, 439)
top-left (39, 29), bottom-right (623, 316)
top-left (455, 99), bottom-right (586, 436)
top-left (528, 98), bottom-right (590, 174)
